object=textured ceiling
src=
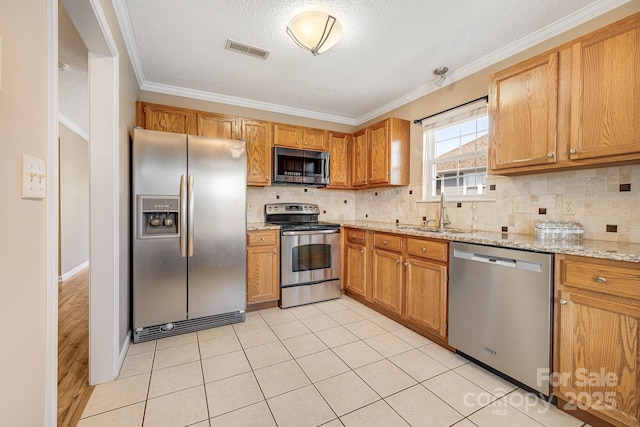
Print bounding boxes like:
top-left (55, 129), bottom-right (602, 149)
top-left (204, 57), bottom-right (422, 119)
top-left (59, 0), bottom-right (630, 133)
top-left (58, 1), bottom-right (89, 137)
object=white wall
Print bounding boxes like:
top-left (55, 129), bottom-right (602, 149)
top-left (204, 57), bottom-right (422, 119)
top-left (0, 0), bottom-right (50, 424)
top-left (59, 122), bottom-right (89, 277)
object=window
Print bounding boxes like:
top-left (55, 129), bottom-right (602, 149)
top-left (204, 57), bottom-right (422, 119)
top-left (422, 99), bottom-right (488, 200)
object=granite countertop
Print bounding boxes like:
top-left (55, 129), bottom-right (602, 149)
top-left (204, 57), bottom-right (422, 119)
top-left (340, 220), bottom-right (640, 263)
top-left (247, 222), bottom-right (280, 231)
top-left (245, 220), bottom-right (640, 262)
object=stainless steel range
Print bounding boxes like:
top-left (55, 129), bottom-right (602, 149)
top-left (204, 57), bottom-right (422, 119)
top-left (265, 203), bottom-right (341, 308)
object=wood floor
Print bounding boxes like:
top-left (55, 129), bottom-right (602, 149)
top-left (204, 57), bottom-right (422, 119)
top-left (58, 268), bottom-right (94, 427)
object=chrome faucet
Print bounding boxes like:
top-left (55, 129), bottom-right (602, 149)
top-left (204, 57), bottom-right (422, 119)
top-left (439, 191), bottom-right (451, 230)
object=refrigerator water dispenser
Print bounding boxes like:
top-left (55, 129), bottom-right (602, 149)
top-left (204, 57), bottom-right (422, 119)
top-left (137, 195), bottom-right (179, 238)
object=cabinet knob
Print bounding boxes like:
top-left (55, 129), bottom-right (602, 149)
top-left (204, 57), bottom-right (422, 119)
top-left (421, 247), bottom-right (427, 252)
top-left (363, 179), bottom-right (367, 183)
top-left (274, 250), bottom-right (278, 254)
top-left (296, 141), bottom-right (300, 145)
top-left (596, 276), bottom-right (607, 284)
top-left (569, 148), bottom-right (577, 154)
top-left (360, 249), bottom-right (364, 254)
top-left (261, 237), bottom-right (265, 241)
top-left (351, 234), bottom-right (356, 238)
top-left (404, 261), bottom-right (409, 266)
top-left (304, 142), bottom-right (308, 146)
top-left (396, 259), bottom-right (400, 264)
top-left (265, 176), bottom-right (269, 180)
top-left (547, 152), bottom-right (554, 158)
top-left (368, 178), bottom-right (372, 182)
top-left (383, 240), bottom-right (388, 245)
top-left (559, 299), bottom-right (568, 305)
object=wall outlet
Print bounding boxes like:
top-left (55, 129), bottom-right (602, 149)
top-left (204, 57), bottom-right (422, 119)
top-left (513, 197), bottom-right (530, 214)
top-left (562, 199), bottom-right (576, 215)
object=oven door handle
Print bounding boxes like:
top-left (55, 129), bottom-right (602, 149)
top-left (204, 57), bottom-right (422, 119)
top-left (282, 229), bottom-right (340, 236)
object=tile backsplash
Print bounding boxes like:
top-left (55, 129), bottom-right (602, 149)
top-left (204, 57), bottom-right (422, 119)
top-left (247, 164), bottom-right (640, 243)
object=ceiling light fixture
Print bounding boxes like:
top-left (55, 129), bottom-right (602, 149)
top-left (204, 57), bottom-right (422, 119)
top-left (286, 11), bottom-right (343, 56)
top-left (433, 66), bottom-right (449, 87)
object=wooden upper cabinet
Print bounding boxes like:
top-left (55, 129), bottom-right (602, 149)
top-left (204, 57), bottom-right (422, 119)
top-left (272, 123), bottom-right (299, 148)
top-left (570, 17), bottom-right (640, 161)
top-left (197, 112), bottom-right (237, 139)
top-left (272, 124), bottom-right (327, 151)
top-left (488, 13), bottom-right (640, 175)
top-left (137, 102), bottom-right (197, 134)
top-left (369, 120), bottom-right (391, 185)
top-left (241, 119), bottom-right (272, 186)
top-left (489, 52), bottom-right (559, 172)
top-left (327, 132), bottom-right (350, 188)
top-left (352, 117), bottom-right (409, 188)
top-left (351, 129), bottom-right (369, 187)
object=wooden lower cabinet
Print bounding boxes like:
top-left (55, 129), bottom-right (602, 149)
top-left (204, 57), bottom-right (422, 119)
top-left (246, 230), bottom-right (280, 306)
top-left (555, 254), bottom-right (640, 427)
top-left (372, 247), bottom-right (404, 315)
top-left (405, 257), bottom-right (447, 339)
top-left (344, 241), bottom-right (367, 299)
top-left (344, 229), bottom-right (449, 343)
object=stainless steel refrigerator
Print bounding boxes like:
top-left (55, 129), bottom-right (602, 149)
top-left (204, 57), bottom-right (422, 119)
top-left (131, 128), bottom-right (246, 343)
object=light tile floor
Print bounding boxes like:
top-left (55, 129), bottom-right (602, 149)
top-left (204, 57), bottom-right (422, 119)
top-left (79, 296), bottom-right (587, 427)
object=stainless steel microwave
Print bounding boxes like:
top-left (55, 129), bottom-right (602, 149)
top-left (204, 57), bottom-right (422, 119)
top-left (273, 147), bottom-right (330, 187)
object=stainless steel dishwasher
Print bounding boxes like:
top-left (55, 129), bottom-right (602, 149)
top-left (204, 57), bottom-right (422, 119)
top-left (449, 242), bottom-right (554, 396)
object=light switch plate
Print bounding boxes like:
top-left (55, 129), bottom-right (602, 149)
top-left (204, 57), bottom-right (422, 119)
top-left (22, 154), bottom-right (46, 199)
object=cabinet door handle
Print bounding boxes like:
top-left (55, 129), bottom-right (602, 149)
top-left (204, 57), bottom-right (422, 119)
top-left (547, 152), bottom-right (554, 158)
top-left (360, 249), bottom-right (364, 254)
top-left (396, 259), bottom-right (400, 264)
top-left (368, 178), bottom-right (372, 182)
top-left (261, 237), bottom-right (265, 241)
top-left (351, 234), bottom-right (356, 238)
top-left (596, 276), bottom-right (607, 284)
top-left (559, 299), bottom-right (568, 305)
top-left (383, 240), bottom-right (388, 245)
top-left (274, 250), bottom-right (278, 254)
top-left (421, 247), bottom-right (426, 252)
top-left (404, 261), bottom-right (409, 266)
top-left (569, 148), bottom-right (577, 154)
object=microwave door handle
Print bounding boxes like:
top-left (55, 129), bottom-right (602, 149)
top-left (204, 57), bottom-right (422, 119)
top-left (179, 174), bottom-right (187, 257)
top-left (324, 153), bottom-right (330, 181)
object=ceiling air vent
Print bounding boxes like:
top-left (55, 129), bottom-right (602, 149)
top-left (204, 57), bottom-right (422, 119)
top-left (225, 39), bottom-right (270, 60)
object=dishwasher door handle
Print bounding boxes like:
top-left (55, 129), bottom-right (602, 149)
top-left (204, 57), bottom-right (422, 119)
top-left (470, 253), bottom-right (516, 267)
top-left (453, 249), bottom-right (543, 273)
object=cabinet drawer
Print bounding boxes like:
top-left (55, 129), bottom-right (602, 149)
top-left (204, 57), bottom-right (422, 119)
top-left (346, 228), bottom-right (366, 244)
top-left (247, 230), bottom-right (279, 246)
top-left (373, 233), bottom-right (402, 252)
top-left (406, 238), bottom-right (448, 262)
top-left (558, 255), bottom-right (640, 300)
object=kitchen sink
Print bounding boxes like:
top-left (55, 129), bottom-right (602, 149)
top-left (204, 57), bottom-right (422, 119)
top-left (396, 225), bottom-right (467, 234)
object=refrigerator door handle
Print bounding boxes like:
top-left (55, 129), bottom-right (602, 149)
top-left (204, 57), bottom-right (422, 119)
top-left (179, 174), bottom-right (187, 257)
top-left (187, 174), bottom-right (195, 257)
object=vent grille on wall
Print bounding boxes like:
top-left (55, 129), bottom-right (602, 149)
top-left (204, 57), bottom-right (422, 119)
top-left (225, 39), bottom-right (270, 60)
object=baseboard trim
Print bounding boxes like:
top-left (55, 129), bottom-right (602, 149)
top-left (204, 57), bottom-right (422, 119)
top-left (58, 261), bottom-right (89, 282)
top-left (116, 333), bottom-right (130, 378)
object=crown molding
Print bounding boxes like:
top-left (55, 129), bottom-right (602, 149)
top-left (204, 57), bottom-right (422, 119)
top-left (112, 0), bottom-right (145, 88)
top-left (141, 81), bottom-right (358, 125)
top-left (117, 0), bottom-right (630, 127)
top-left (59, 113), bottom-right (89, 141)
